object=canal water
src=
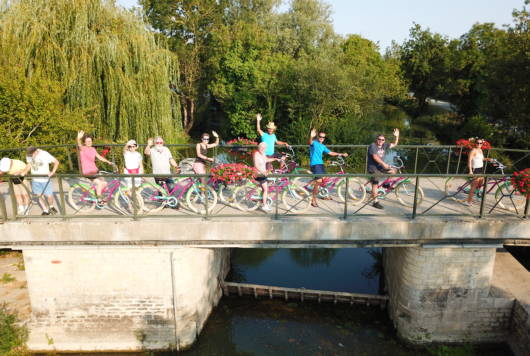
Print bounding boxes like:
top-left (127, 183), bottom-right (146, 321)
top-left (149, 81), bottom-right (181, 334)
top-left (156, 248), bottom-right (512, 356)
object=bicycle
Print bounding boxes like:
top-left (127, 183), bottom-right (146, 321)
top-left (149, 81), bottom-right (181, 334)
top-left (444, 159), bottom-right (526, 211)
top-left (364, 156), bottom-right (424, 207)
top-left (292, 156), bottom-right (366, 205)
top-left (138, 175), bottom-right (218, 214)
top-left (68, 170), bottom-right (142, 214)
top-left (233, 175), bottom-right (311, 213)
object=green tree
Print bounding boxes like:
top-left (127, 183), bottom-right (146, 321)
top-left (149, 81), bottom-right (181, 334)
top-left (399, 24), bottom-right (453, 113)
top-left (0, 67), bottom-right (91, 149)
top-left (0, 0), bottom-right (182, 143)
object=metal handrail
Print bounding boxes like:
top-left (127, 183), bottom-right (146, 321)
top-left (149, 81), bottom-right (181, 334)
top-left (0, 171), bottom-right (527, 221)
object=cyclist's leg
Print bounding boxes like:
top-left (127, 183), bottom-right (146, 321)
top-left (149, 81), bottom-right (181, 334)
top-left (94, 177), bottom-right (106, 198)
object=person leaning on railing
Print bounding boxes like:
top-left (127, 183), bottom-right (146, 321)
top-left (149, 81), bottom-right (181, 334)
top-left (367, 129), bottom-right (400, 210)
top-left (308, 129), bottom-right (348, 208)
top-left (76, 130), bottom-right (116, 203)
top-left (144, 136), bottom-right (180, 189)
top-left (0, 157), bottom-right (31, 215)
top-left (20, 146), bottom-right (59, 215)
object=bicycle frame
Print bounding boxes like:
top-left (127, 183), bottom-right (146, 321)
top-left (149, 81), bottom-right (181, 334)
top-left (79, 178), bottom-right (122, 203)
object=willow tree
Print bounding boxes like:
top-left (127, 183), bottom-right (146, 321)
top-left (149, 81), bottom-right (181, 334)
top-left (0, 0), bottom-right (183, 143)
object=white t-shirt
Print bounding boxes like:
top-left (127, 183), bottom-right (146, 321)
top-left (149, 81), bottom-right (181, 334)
top-left (26, 150), bottom-right (55, 183)
top-left (124, 151), bottom-right (143, 172)
top-left (150, 146), bottom-right (173, 174)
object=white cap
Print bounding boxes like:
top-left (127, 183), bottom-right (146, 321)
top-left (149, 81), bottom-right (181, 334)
top-left (0, 157), bottom-right (11, 173)
top-left (126, 139), bottom-right (137, 146)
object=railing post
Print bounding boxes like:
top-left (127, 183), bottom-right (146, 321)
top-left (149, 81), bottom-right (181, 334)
top-left (8, 178), bottom-right (17, 220)
top-left (479, 176), bottom-right (489, 218)
top-left (412, 176), bottom-right (420, 219)
top-left (413, 147), bottom-right (419, 174)
top-left (132, 175), bottom-right (138, 220)
top-left (0, 187), bottom-right (7, 222)
top-left (343, 176), bottom-right (349, 220)
top-left (446, 148), bottom-right (452, 175)
top-left (58, 176), bottom-right (67, 218)
top-left (524, 196), bottom-right (529, 219)
top-left (274, 178), bottom-right (279, 220)
top-left (364, 146), bottom-right (369, 174)
top-left (203, 176), bottom-right (209, 220)
top-left (66, 147), bottom-right (74, 172)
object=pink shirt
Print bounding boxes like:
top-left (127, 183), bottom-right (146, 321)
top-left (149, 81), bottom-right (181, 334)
top-left (79, 146), bottom-right (98, 175)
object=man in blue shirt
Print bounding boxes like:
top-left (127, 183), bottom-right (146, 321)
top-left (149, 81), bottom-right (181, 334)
top-left (256, 114), bottom-right (289, 170)
top-left (308, 128), bottom-right (348, 207)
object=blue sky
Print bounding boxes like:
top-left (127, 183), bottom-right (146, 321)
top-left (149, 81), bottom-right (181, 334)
top-left (117, 0), bottom-right (524, 51)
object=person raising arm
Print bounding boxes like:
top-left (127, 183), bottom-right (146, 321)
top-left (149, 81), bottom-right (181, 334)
top-left (308, 129), bottom-right (348, 207)
top-left (257, 113), bottom-right (289, 170)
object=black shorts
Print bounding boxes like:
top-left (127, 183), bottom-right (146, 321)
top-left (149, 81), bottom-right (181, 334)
top-left (255, 176), bottom-right (268, 183)
top-left (266, 153), bottom-right (282, 159)
top-left (473, 168), bottom-right (483, 174)
top-left (368, 165), bottom-right (392, 185)
top-left (12, 177), bottom-right (24, 185)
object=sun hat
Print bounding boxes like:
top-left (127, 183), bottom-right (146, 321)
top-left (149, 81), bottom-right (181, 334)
top-left (126, 139), bottom-right (137, 146)
top-left (0, 157), bottom-right (11, 173)
top-left (266, 122), bottom-right (277, 130)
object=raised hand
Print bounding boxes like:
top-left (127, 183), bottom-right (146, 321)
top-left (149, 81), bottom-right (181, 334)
top-left (147, 138), bottom-right (154, 146)
top-left (256, 113), bottom-right (262, 122)
top-left (77, 130), bottom-right (85, 140)
top-left (310, 128), bottom-right (317, 138)
top-left (393, 128), bottom-right (400, 137)
top-left (212, 130), bottom-right (219, 138)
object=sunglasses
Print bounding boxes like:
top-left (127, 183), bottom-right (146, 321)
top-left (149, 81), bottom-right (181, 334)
top-left (202, 137), bottom-right (210, 141)
top-left (477, 141), bottom-right (484, 144)
top-left (128, 145), bottom-right (137, 148)
top-left (155, 141), bottom-right (163, 144)
top-left (377, 138), bottom-right (385, 141)
top-left (319, 136), bottom-right (326, 139)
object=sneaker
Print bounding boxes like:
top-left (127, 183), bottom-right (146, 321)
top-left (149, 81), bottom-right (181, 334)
top-left (41, 211), bottom-right (50, 216)
top-left (49, 207), bottom-right (58, 215)
top-left (372, 201), bottom-right (384, 210)
top-left (261, 205), bottom-right (272, 212)
top-left (17, 207), bottom-right (25, 215)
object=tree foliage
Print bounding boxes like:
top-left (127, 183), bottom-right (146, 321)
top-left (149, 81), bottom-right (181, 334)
top-left (0, 0), bottom-right (183, 145)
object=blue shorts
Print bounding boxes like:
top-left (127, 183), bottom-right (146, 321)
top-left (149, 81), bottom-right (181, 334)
top-left (310, 164), bottom-right (326, 177)
top-left (32, 180), bottom-right (53, 196)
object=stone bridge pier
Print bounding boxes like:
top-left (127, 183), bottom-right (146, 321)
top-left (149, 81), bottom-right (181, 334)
top-left (384, 246), bottom-right (514, 343)
top-left (24, 247), bottom-right (230, 352)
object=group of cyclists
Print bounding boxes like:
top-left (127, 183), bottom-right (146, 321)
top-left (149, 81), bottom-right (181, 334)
top-left (0, 113), bottom-right (493, 214)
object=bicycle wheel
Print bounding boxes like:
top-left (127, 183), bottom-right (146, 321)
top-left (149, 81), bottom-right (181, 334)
top-left (336, 178), bottom-right (366, 205)
top-left (495, 182), bottom-right (527, 212)
top-left (137, 183), bottom-right (168, 213)
top-left (68, 183), bottom-right (97, 212)
top-left (233, 183), bottom-right (261, 211)
top-left (395, 180), bottom-right (424, 207)
top-left (186, 184), bottom-right (218, 214)
top-left (113, 185), bottom-right (144, 215)
top-left (444, 177), bottom-right (470, 201)
top-left (217, 181), bottom-right (239, 206)
top-left (282, 184), bottom-right (311, 213)
top-left (292, 168), bottom-right (313, 189)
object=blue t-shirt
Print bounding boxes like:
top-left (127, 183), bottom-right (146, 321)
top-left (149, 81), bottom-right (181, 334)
top-left (261, 133), bottom-right (277, 156)
top-left (309, 140), bottom-right (330, 166)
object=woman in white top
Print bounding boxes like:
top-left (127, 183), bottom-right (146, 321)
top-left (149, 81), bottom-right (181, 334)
top-left (467, 139), bottom-right (491, 206)
top-left (123, 139), bottom-right (144, 189)
top-left (253, 142), bottom-right (281, 212)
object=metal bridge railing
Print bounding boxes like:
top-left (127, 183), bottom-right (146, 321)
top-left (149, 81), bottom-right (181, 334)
top-left (0, 171), bottom-right (528, 223)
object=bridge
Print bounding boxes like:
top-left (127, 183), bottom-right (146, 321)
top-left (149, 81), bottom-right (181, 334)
top-left (0, 144), bottom-right (529, 354)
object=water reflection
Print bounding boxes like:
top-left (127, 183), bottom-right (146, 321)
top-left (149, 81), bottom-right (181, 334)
top-left (229, 248), bottom-right (381, 294)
